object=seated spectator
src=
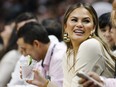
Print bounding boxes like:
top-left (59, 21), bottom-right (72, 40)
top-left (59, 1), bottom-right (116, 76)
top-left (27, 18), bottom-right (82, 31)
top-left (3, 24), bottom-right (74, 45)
top-left (17, 22), bottom-right (66, 87)
top-left (8, 12), bottom-right (39, 86)
top-left (41, 18), bottom-right (63, 42)
top-left (0, 19), bottom-right (21, 87)
top-left (98, 12), bottom-right (116, 51)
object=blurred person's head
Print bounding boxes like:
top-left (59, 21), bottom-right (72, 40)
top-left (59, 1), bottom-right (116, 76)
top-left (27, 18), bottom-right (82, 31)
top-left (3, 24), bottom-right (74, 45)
top-left (0, 20), bottom-right (15, 48)
top-left (41, 18), bottom-right (63, 42)
top-left (15, 12), bottom-right (38, 31)
top-left (0, 20), bottom-right (18, 60)
top-left (98, 12), bottom-right (116, 50)
top-left (17, 22), bottom-right (50, 61)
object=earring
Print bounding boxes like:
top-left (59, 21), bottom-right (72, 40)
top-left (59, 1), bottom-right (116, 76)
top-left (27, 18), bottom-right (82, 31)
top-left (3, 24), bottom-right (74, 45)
top-left (63, 33), bottom-right (70, 42)
top-left (89, 30), bottom-right (95, 38)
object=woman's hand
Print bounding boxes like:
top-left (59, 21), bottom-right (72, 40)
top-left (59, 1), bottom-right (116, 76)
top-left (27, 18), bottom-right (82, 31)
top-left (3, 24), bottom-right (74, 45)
top-left (78, 72), bottom-right (104, 87)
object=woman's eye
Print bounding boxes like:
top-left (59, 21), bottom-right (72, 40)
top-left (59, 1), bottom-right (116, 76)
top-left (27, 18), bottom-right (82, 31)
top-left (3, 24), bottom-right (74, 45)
top-left (83, 20), bottom-right (90, 23)
top-left (71, 19), bottom-right (77, 22)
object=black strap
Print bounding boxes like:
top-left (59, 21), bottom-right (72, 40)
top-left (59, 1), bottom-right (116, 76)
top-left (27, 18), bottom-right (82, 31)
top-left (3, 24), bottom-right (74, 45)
top-left (41, 44), bottom-right (56, 67)
top-left (41, 44), bottom-right (56, 80)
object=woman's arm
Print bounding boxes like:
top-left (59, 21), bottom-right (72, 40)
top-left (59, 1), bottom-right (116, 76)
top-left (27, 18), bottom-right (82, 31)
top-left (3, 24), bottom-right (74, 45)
top-left (71, 38), bottom-right (106, 87)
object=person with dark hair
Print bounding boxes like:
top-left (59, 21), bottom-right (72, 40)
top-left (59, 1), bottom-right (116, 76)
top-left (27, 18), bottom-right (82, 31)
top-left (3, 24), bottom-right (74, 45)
top-left (98, 12), bottom-right (116, 51)
top-left (15, 12), bottom-right (38, 31)
top-left (0, 19), bottom-right (21, 87)
top-left (8, 12), bottom-right (66, 86)
top-left (15, 12), bottom-right (38, 55)
top-left (7, 12), bottom-right (39, 86)
top-left (16, 22), bottom-right (65, 87)
top-left (41, 18), bottom-right (63, 42)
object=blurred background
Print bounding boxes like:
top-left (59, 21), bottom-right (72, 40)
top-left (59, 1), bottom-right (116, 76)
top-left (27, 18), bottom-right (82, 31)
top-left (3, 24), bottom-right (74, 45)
top-left (0, 0), bottom-right (113, 31)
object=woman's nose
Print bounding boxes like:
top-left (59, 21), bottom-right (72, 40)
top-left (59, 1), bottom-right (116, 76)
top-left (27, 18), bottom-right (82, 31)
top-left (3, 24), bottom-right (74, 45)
top-left (76, 21), bottom-right (83, 28)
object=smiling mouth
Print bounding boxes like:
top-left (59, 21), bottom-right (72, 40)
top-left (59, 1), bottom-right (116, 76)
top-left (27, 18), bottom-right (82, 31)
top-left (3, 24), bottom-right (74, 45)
top-left (73, 29), bottom-right (85, 35)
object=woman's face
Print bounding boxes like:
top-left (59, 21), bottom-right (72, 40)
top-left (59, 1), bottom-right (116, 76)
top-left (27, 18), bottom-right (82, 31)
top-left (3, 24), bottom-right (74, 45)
top-left (65, 7), bottom-right (94, 43)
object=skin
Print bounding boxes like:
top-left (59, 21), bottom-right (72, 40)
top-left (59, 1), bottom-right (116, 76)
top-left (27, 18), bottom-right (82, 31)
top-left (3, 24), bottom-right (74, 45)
top-left (111, 27), bottom-right (116, 45)
top-left (78, 72), bottom-right (104, 87)
top-left (113, 0), bottom-right (116, 14)
top-left (79, 0), bottom-right (116, 87)
top-left (111, 0), bottom-right (116, 45)
top-left (65, 7), bottom-right (94, 53)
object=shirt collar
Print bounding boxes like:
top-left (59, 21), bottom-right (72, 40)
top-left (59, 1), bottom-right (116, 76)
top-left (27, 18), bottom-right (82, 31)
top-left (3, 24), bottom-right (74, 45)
top-left (42, 42), bottom-right (56, 67)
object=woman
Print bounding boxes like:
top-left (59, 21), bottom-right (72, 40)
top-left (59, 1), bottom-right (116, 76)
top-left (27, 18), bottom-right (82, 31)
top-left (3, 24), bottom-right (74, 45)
top-left (26, 2), bottom-right (116, 87)
top-left (0, 20), bottom-right (21, 87)
top-left (62, 2), bottom-right (115, 87)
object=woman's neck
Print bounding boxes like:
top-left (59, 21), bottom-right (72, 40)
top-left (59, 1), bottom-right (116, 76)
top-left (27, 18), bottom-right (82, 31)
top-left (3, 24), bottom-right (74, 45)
top-left (72, 42), bottom-right (80, 56)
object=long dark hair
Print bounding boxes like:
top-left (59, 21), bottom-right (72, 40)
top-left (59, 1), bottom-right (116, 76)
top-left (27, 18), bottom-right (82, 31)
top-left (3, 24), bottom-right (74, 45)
top-left (62, 2), bottom-right (116, 72)
top-left (0, 28), bottom-right (18, 60)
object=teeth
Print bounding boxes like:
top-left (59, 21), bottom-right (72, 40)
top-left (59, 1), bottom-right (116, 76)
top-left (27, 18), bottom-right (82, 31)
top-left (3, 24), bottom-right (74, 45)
top-left (74, 30), bottom-right (84, 33)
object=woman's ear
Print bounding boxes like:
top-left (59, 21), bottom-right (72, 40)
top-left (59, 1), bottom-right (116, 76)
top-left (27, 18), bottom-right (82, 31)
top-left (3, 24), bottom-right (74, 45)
top-left (90, 25), bottom-right (95, 36)
top-left (92, 25), bottom-right (96, 32)
top-left (91, 29), bottom-right (95, 34)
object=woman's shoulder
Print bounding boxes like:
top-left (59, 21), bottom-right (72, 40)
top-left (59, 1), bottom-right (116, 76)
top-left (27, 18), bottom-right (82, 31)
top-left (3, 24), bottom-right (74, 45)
top-left (81, 38), bottom-right (100, 46)
top-left (77, 38), bottom-right (103, 60)
top-left (2, 50), bottom-right (21, 62)
top-left (79, 38), bottom-right (101, 51)
top-left (4, 50), bottom-right (20, 57)
top-left (82, 38), bottom-right (99, 44)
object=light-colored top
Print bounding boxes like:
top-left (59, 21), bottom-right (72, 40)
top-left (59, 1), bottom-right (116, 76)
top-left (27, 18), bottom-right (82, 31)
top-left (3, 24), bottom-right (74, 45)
top-left (7, 55), bottom-right (38, 87)
top-left (8, 42), bottom-right (66, 87)
top-left (101, 49), bottom-right (116, 87)
top-left (38, 42), bottom-right (66, 87)
top-left (113, 50), bottom-right (116, 57)
top-left (0, 50), bottom-right (21, 87)
top-left (7, 55), bottom-right (28, 86)
top-left (48, 35), bottom-right (59, 43)
top-left (63, 38), bottom-right (114, 87)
